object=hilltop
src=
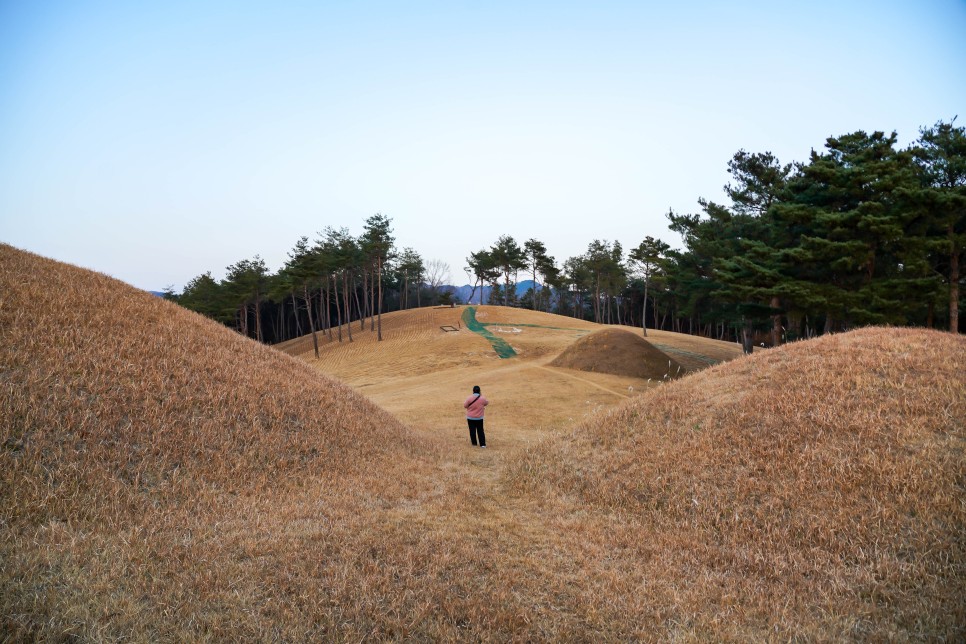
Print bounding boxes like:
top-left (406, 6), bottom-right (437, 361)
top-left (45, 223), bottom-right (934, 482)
top-left (509, 326), bottom-right (966, 638)
top-left (550, 327), bottom-right (685, 379)
top-left (3, 243), bottom-right (964, 640)
top-left (0, 244), bottom-right (437, 639)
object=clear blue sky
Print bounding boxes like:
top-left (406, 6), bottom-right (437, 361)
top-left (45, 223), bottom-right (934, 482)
top-left (1, 1), bottom-right (964, 291)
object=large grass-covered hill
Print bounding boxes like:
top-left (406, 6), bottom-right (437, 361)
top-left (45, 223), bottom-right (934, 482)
top-left (2, 243), bottom-right (964, 640)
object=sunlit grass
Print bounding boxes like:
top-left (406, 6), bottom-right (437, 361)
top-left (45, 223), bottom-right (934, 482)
top-left (2, 243), bottom-right (963, 640)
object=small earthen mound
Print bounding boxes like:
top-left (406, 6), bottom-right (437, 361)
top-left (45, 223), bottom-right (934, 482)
top-left (550, 327), bottom-right (683, 379)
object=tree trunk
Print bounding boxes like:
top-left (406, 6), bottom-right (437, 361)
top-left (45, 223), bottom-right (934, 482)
top-left (377, 257), bottom-right (384, 341)
top-left (355, 286), bottom-right (365, 330)
top-left (320, 286), bottom-right (331, 340)
top-left (303, 285), bottom-right (320, 358)
top-left (370, 265), bottom-right (376, 332)
top-left (255, 296), bottom-right (263, 343)
top-left (364, 268), bottom-right (372, 329)
top-left (592, 280), bottom-right (598, 322)
top-left (741, 317), bottom-right (754, 354)
top-left (291, 293), bottom-right (303, 337)
top-left (275, 302), bottom-right (283, 342)
top-left (343, 271), bottom-right (353, 342)
top-left (468, 277), bottom-right (478, 307)
top-left (642, 277), bottom-right (649, 337)
top-left (770, 296), bottom-right (781, 346)
top-left (332, 275), bottom-right (343, 342)
top-left (532, 265), bottom-right (538, 310)
top-left (950, 227), bottom-right (960, 333)
top-left (503, 271), bottom-right (509, 307)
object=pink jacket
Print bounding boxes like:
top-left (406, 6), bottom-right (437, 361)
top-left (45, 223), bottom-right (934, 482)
top-left (464, 394), bottom-right (489, 419)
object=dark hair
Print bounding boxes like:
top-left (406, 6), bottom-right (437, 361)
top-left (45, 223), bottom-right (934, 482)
top-left (473, 385), bottom-right (480, 394)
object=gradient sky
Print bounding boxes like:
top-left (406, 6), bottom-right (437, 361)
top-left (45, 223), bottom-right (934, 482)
top-left (2, 1), bottom-right (964, 291)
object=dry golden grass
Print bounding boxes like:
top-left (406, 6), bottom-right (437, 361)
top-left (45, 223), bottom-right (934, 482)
top-left (508, 326), bottom-right (966, 639)
top-left (550, 327), bottom-right (685, 380)
top-left (0, 244), bottom-right (444, 640)
top-left (278, 305), bottom-right (739, 445)
top-left (4, 243), bottom-right (962, 641)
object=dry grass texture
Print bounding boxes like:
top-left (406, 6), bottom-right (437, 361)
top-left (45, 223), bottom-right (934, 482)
top-left (3, 242), bottom-right (963, 640)
top-left (0, 244), bottom-right (440, 639)
top-left (550, 327), bottom-right (685, 380)
top-left (509, 327), bottom-right (966, 639)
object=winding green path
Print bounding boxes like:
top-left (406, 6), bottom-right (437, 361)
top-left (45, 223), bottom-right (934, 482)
top-left (461, 307), bottom-right (517, 358)
top-left (462, 307), bottom-right (723, 366)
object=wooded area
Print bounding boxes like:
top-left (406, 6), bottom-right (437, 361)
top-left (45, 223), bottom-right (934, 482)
top-left (171, 119), bottom-right (965, 347)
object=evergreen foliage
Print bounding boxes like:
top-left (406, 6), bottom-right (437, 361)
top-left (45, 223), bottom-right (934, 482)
top-left (172, 119), bottom-right (965, 344)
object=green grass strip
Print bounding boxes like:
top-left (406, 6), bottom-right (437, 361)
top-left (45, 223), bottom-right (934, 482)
top-left (462, 307), bottom-right (517, 358)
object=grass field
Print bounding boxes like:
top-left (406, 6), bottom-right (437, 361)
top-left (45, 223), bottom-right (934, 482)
top-left (4, 243), bottom-right (965, 640)
top-left (277, 304), bottom-right (740, 444)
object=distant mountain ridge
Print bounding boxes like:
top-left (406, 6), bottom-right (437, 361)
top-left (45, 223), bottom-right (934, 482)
top-left (446, 279), bottom-right (542, 304)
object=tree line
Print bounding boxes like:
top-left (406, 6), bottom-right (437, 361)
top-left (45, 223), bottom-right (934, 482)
top-left (171, 119), bottom-right (964, 350)
top-left (170, 214), bottom-right (426, 355)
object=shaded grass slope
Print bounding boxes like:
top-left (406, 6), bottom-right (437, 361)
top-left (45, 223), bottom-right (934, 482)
top-left (0, 244), bottom-right (432, 639)
top-left (509, 327), bottom-right (966, 639)
top-left (550, 327), bottom-right (684, 379)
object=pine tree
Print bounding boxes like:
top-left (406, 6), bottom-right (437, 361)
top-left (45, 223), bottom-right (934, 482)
top-left (629, 236), bottom-right (671, 336)
top-left (361, 214), bottom-right (394, 341)
top-left (909, 119), bottom-right (966, 333)
top-left (775, 131), bottom-right (921, 330)
top-left (489, 235), bottom-right (526, 307)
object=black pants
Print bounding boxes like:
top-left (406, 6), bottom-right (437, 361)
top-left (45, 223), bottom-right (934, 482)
top-left (467, 418), bottom-right (486, 446)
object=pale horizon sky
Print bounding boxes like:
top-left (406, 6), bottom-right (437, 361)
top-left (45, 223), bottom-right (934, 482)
top-left (2, 1), bottom-right (964, 291)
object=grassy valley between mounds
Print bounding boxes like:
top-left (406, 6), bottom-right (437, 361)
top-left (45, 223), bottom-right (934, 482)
top-left (3, 243), bottom-right (964, 640)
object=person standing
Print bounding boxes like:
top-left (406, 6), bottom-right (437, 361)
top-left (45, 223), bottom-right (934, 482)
top-left (463, 385), bottom-right (489, 448)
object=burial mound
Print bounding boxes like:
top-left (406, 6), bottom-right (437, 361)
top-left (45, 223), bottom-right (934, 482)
top-left (550, 327), bottom-right (684, 380)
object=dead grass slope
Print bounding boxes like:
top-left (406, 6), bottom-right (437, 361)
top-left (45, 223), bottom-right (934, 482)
top-left (10, 243), bottom-right (960, 640)
top-left (0, 244), bottom-right (435, 640)
top-left (550, 327), bottom-right (685, 379)
top-left (508, 327), bottom-right (966, 639)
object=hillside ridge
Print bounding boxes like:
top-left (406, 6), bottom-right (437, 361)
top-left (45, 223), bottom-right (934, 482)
top-left (4, 244), bottom-right (963, 640)
top-left (509, 325), bottom-right (966, 638)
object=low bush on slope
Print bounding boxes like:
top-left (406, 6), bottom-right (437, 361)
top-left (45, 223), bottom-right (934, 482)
top-left (510, 327), bottom-right (966, 639)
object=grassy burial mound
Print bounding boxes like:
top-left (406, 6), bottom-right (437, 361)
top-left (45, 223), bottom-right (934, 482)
top-left (8, 243), bottom-right (961, 640)
top-left (550, 327), bottom-right (685, 380)
top-left (510, 327), bottom-right (966, 639)
top-left (0, 245), bottom-right (435, 640)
